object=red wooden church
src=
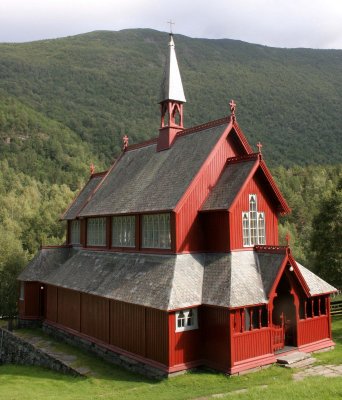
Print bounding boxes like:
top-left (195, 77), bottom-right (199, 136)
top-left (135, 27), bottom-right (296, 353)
top-left (18, 34), bottom-right (337, 376)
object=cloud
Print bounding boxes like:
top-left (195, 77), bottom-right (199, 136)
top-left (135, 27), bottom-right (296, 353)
top-left (0, 0), bottom-right (341, 48)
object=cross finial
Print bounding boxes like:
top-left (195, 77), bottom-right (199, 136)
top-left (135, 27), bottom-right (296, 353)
top-left (285, 232), bottom-right (291, 246)
top-left (90, 163), bottom-right (95, 175)
top-left (257, 142), bottom-right (263, 154)
top-left (229, 99), bottom-right (236, 121)
top-left (167, 20), bottom-right (175, 34)
top-left (122, 134), bottom-right (129, 151)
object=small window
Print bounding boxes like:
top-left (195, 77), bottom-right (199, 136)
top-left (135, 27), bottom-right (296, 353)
top-left (112, 216), bottom-right (135, 247)
top-left (244, 308), bottom-right (251, 331)
top-left (87, 217), bottom-right (106, 246)
top-left (175, 308), bottom-right (198, 332)
top-left (242, 195), bottom-right (266, 247)
top-left (70, 220), bottom-right (80, 245)
top-left (258, 212), bottom-right (266, 245)
top-left (19, 282), bottom-right (25, 301)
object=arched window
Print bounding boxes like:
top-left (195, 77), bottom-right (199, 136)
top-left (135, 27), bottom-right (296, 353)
top-left (242, 195), bottom-right (266, 246)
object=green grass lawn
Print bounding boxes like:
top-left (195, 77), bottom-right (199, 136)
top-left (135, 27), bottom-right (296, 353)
top-left (0, 317), bottom-right (341, 400)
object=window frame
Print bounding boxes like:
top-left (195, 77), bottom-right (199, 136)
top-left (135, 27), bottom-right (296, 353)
top-left (70, 219), bottom-right (81, 245)
top-left (175, 308), bottom-right (198, 332)
top-left (19, 282), bottom-right (25, 301)
top-left (242, 194), bottom-right (266, 247)
top-left (111, 215), bottom-right (136, 248)
top-left (86, 217), bottom-right (107, 247)
top-left (141, 213), bottom-right (171, 249)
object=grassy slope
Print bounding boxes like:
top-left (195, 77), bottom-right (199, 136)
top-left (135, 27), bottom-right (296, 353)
top-left (0, 29), bottom-right (341, 169)
top-left (0, 317), bottom-right (341, 400)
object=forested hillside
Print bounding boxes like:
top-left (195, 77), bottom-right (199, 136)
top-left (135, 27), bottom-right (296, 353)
top-left (0, 29), bottom-right (341, 315)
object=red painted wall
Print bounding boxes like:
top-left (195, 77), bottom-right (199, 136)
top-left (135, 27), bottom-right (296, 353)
top-left (230, 171), bottom-right (279, 250)
top-left (57, 287), bottom-right (81, 332)
top-left (19, 282), bottom-right (41, 319)
top-left (201, 211), bottom-right (230, 252)
top-left (44, 286), bottom-right (169, 366)
top-left (81, 293), bottom-right (110, 343)
top-left (297, 316), bottom-right (330, 346)
top-left (176, 130), bottom-right (239, 253)
top-left (168, 313), bottom-right (201, 367)
top-left (201, 306), bottom-right (231, 371)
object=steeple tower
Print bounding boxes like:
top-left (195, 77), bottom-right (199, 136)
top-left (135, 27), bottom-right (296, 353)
top-left (157, 34), bottom-right (186, 151)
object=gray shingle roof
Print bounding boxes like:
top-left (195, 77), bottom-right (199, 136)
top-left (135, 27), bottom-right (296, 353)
top-left (19, 248), bottom-right (336, 310)
top-left (62, 175), bottom-right (104, 220)
top-left (201, 159), bottom-right (256, 211)
top-left (79, 123), bottom-right (229, 216)
top-left (297, 262), bottom-right (337, 296)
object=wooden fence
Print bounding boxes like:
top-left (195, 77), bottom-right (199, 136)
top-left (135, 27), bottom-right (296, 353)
top-left (331, 300), bottom-right (342, 316)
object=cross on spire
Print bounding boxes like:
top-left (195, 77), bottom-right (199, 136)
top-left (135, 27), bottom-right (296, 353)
top-left (167, 20), bottom-right (175, 34)
top-left (257, 142), bottom-right (263, 154)
top-left (90, 163), bottom-right (95, 175)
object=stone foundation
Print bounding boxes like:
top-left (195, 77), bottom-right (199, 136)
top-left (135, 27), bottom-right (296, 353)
top-left (18, 318), bottom-right (42, 329)
top-left (0, 327), bottom-right (79, 376)
top-left (42, 322), bottom-right (167, 379)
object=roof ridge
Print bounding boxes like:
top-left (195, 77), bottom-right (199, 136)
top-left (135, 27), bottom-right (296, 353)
top-left (177, 116), bottom-right (231, 138)
top-left (91, 170), bottom-right (108, 178)
top-left (125, 137), bottom-right (158, 152)
top-left (254, 245), bottom-right (288, 254)
top-left (227, 153), bottom-right (259, 164)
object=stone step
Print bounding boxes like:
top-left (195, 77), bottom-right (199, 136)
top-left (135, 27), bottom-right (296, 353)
top-left (276, 351), bottom-right (310, 365)
top-left (283, 357), bottom-right (316, 369)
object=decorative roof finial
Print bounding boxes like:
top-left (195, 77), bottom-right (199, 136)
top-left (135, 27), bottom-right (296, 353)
top-left (90, 163), bottom-right (95, 175)
top-left (123, 134), bottom-right (129, 151)
top-left (285, 232), bottom-right (291, 246)
top-left (229, 99), bottom-right (236, 122)
top-left (257, 141), bottom-right (263, 154)
top-left (167, 20), bottom-right (175, 34)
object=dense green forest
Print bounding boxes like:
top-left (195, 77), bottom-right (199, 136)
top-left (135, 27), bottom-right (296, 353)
top-left (0, 30), bottom-right (341, 316)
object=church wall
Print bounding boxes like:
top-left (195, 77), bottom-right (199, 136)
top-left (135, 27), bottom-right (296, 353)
top-left (230, 173), bottom-right (279, 250)
top-left (19, 282), bottom-right (41, 319)
top-left (44, 286), bottom-right (169, 366)
top-left (176, 129), bottom-right (237, 253)
top-left (201, 306), bottom-right (231, 371)
top-left (57, 287), bottom-right (81, 332)
top-left (200, 211), bottom-right (230, 252)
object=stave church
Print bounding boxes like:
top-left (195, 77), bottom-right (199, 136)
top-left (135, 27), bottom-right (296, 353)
top-left (18, 33), bottom-right (337, 376)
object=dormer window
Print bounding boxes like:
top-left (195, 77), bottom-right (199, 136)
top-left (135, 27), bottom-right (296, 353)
top-left (87, 217), bottom-right (106, 246)
top-left (70, 220), bottom-right (80, 245)
top-left (112, 216), bottom-right (135, 248)
top-left (142, 213), bottom-right (171, 249)
top-left (242, 195), bottom-right (266, 246)
top-left (175, 308), bottom-right (198, 332)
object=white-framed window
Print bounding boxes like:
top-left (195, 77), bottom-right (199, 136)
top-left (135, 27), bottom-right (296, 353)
top-left (70, 220), bottom-right (80, 245)
top-left (87, 217), bottom-right (106, 246)
top-left (112, 215), bottom-right (135, 247)
top-left (242, 195), bottom-right (266, 246)
top-left (175, 308), bottom-right (198, 332)
top-left (19, 282), bottom-right (25, 301)
top-left (142, 213), bottom-right (171, 249)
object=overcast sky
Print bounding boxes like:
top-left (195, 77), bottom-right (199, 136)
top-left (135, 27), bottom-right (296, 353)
top-left (1, 0), bottom-right (342, 49)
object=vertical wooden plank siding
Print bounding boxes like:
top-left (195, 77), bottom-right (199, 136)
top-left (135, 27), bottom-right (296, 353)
top-left (23, 282), bottom-right (41, 318)
top-left (109, 300), bottom-right (146, 357)
top-left (168, 313), bottom-right (201, 366)
top-left (297, 316), bottom-right (329, 346)
top-left (46, 285), bottom-right (58, 323)
top-left (146, 308), bottom-right (169, 365)
top-left (57, 287), bottom-right (81, 332)
top-left (176, 135), bottom-right (237, 252)
top-left (233, 329), bottom-right (272, 363)
top-left (81, 293), bottom-right (110, 343)
top-left (201, 306), bottom-right (231, 370)
top-left (230, 174), bottom-right (278, 250)
top-left (201, 211), bottom-right (230, 252)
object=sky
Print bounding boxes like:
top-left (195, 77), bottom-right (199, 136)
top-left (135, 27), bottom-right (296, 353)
top-left (0, 0), bottom-right (342, 49)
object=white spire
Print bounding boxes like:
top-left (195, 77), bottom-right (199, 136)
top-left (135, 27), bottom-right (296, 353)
top-left (160, 34), bottom-right (186, 103)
